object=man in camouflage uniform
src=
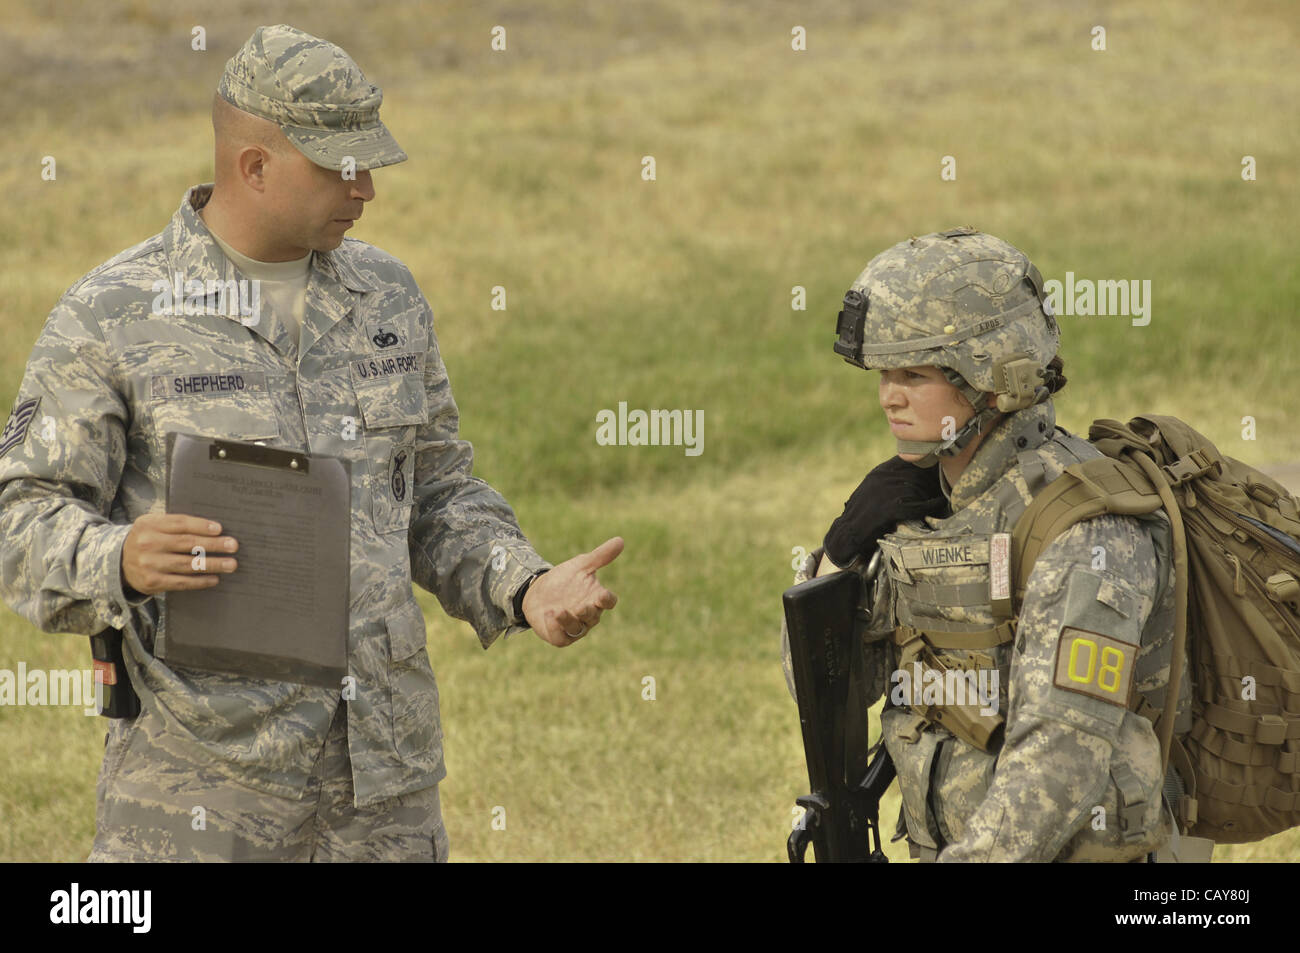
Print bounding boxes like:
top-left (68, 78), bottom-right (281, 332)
top-left (0, 25), bottom-right (621, 861)
top-left (785, 228), bottom-right (1193, 861)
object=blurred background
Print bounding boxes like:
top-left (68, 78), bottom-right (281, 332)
top-left (0, 0), bottom-right (1296, 861)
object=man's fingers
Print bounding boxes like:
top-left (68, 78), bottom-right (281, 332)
top-left (156, 553), bottom-right (237, 575)
top-left (592, 587), bottom-right (617, 611)
top-left (155, 573), bottom-right (222, 590)
top-left (553, 608), bottom-right (583, 634)
top-left (581, 536), bottom-right (624, 571)
top-left (151, 513), bottom-right (224, 537)
top-left (138, 531), bottom-right (238, 556)
top-left (133, 571), bottom-right (222, 594)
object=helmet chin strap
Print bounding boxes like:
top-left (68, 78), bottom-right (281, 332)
top-left (895, 404), bottom-right (1001, 469)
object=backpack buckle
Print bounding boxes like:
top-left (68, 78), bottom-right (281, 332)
top-left (1161, 448), bottom-right (1221, 486)
top-left (1111, 763), bottom-right (1148, 843)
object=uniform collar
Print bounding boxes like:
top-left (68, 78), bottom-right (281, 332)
top-left (163, 184), bottom-right (378, 294)
top-left (942, 400), bottom-right (1057, 512)
top-left (162, 185), bottom-right (378, 360)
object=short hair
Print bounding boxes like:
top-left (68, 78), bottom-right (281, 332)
top-left (211, 92), bottom-right (291, 161)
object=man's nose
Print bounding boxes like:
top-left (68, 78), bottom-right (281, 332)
top-left (350, 170), bottom-right (375, 202)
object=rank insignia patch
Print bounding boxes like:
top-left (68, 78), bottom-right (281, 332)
top-left (0, 397), bottom-right (41, 458)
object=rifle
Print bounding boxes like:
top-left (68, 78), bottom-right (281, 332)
top-left (784, 559), bottom-right (894, 862)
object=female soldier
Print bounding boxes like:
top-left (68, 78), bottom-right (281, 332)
top-left (787, 227), bottom-right (1192, 862)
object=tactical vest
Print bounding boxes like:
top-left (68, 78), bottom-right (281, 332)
top-left (871, 406), bottom-right (1189, 859)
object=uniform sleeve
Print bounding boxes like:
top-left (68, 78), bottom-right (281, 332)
top-left (0, 294), bottom-right (147, 635)
top-left (405, 292), bottom-right (551, 648)
top-left (938, 514), bottom-right (1160, 862)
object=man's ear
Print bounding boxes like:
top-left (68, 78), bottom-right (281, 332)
top-left (237, 146), bottom-right (268, 192)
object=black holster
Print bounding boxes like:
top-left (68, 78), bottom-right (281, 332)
top-left (89, 628), bottom-right (140, 719)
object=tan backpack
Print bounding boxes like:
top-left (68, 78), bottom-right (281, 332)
top-left (1009, 415), bottom-right (1300, 843)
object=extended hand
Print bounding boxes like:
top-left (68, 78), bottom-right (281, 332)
top-left (523, 537), bottom-right (623, 647)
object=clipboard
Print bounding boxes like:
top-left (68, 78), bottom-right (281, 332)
top-left (159, 432), bottom-right (351, 688)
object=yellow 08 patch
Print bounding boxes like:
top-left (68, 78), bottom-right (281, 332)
top-left (1052, 627), bottom-right (1136, 707)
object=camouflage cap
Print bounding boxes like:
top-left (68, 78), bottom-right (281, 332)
top-left (217, 24), bottom-right (407, 171)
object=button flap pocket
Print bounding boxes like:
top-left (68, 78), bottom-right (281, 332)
top-left (350, 354), bottom-right (428, 428)
top-left (387, 601), bottom-right (428, 660)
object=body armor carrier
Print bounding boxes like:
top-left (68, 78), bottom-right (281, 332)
top-left (863, 403), bottom-right (1186, 859)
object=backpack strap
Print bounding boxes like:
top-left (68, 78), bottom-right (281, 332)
top-left (1126, 451), bottom-right (1191, 772)
top-left (1008, 455), bottom-right (1163, 610)
top-left (1007, 452), bottom-right (1191, 771)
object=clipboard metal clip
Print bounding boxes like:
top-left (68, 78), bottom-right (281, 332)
top-left (209, 439), bottom-right (310, 474)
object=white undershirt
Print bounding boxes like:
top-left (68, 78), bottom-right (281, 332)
top-left (207, 229), bottom-right (311, 351)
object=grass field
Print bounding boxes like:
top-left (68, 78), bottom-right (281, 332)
top-left (1, 0), bottom-right (1297, 862)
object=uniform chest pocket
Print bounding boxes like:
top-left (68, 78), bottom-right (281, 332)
top-left (148, 370), bottom-right (281, 443)
top-left (352, 369), bottom-right (429, 534)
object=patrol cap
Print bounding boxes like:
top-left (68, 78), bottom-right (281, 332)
top-left (217, 24), bottom-right (407, 172)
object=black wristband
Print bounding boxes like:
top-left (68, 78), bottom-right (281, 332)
top-left (512, 569), bottom-right (548, 625)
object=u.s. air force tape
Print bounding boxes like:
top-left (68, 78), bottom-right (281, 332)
top-left (350, 351), bottom-right (424, 382)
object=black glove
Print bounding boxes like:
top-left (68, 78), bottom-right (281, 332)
top-left (823, 456), bottom-right (949, 567)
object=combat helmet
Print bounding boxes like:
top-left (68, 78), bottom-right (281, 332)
top-left (833, 226), bottom-right (1060, 468)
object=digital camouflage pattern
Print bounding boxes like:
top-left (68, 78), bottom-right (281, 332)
top-left (89, 703), bottom-right (447, 861)
top-left (783, 400), bottom-right (1191, 861)
top-left (784, 228), bottom-right (1187, 860)
top-left (0, 185), bottom-right (551, 822)
top-left (841, 227), bottom-right (1059, 394)
top-left (218, 24), bottom-right (407, 171)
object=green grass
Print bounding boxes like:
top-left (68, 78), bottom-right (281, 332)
top-left (1, 0), bottom-right (1298, 861)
